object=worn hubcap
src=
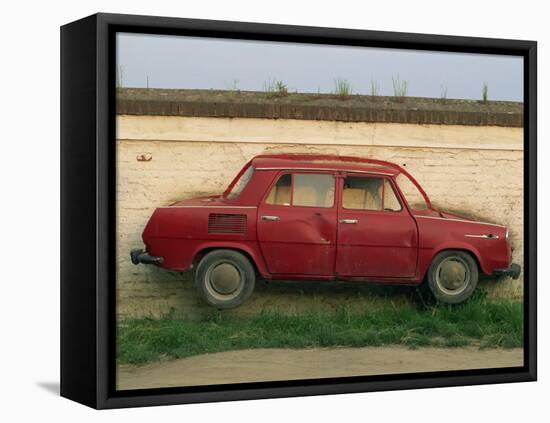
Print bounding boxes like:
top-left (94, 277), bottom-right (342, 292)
top-left (435, 257), bottom-right (470, 296)
top-left (208, 263), bottom-right (241, 295)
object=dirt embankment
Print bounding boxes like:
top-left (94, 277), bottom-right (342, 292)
top-left (117, 346), bottom-right (523, 390)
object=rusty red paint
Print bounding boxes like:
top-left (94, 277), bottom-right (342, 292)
top-left (139, 154), bottom-right (512, 284)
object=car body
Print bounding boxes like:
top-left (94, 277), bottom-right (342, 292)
top-left (131, 154), bottom-right (520, 307)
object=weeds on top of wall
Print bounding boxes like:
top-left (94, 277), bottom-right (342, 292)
top-left (370, 79), bottom-right (381, 97)
top-left (440, 84), bottom-right (448, 101)
top-left (333, 78), bottom-right (353, 98)
top-left (392, 74), bottom-right (409, 102)
top-left (264, 79), bottom-right (289, 98)
top-left (224, 78), bottom-right (242, 97)
top-left (482, 81), bottom-right (489, 103)
top-left (116, 65), bottom-right (125, 88)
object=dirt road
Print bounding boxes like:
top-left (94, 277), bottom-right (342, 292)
top-left (117, 346), bottom-right (523, 390)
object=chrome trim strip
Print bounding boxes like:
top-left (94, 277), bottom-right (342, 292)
top-left (465, 234), bottom-right (500, 239)
top-left (415, 215), bottom-right (506, 228)
top-left (255, 167), bottom-right (394, 176)
top-left (159, 206), bottom-right (258, 209)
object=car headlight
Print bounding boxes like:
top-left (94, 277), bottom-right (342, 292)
top-left (505, 228), bottom-right (509, 240)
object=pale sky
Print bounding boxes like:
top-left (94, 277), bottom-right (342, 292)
top-left (117, 32), bottom-right (523, 102)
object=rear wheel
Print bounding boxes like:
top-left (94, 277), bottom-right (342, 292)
top-left (195, 249), bottom-right (256, 309)
top-left (427, 250), bottom-right (478, 304)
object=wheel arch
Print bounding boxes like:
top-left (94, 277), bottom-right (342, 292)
top-left (433, 247), bottom-right (482, 271)
top-left (420, 245), bottom-right (489, 281)
top-left (191, 242), bottom-right (269, 277)
top-left (430, 246), bottom-right (486, 273)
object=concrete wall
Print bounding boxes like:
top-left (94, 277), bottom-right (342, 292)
top-left (116, 115), bottom-right (523, 320)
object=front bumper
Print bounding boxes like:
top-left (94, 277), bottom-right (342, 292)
top-left (130, 248), bottom-right (164, 266)
top-left (493, 263), bottom-right (521, 279)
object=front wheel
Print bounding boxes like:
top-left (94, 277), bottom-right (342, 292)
top-left (427, 250), bottom-right (479, 304)
top-left (195, 249), bottom-right (256, 309)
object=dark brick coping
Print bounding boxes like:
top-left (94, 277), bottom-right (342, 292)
top-left (117, 88), bottom-right (523, 127)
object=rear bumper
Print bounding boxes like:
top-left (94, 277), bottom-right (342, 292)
top-left (493, 263), bottom-right (521, 279)
top-left (130, 248), bottom-right (164, 266)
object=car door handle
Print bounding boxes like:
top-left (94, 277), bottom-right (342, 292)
top-left (339, 219), bottom-right (358, 224)
top-left (261, 215), bottom-right (280, 221)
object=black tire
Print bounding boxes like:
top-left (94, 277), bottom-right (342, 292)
top-left (195, 249), bottom-right (256, 309)
top-left (427, 250), bottom-right (479, 304)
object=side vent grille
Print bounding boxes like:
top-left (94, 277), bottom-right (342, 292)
top-left (208, 213), bottom-right (247, 235)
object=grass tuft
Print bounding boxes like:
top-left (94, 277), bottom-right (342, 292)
top-left (117, 297), bottom-right (523, 365)
top-left (392, 74), bottom-right (409, 101)
top-left (116, 65), bottom-right (124, 88)
top-left (333, 78), bottom-right (353, 98)
top-left (482, 81), bottom-right (489, 102)
top-left (370, 79), bottom-right (381, 97)
top-left (440, 84), bottom-right (448, 100)
top-left (263, 79), bottom-right (289, 98)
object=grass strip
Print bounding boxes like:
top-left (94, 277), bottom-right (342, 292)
top-left (117, 296), bottom-right (523, 365)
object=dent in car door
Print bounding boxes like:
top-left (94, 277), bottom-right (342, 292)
top-left (257, 172), bottom-right (337, 276)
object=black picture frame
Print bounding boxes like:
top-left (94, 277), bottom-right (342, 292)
top-left (60, 12), bottom-right (537, 409)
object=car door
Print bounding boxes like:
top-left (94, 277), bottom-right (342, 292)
top-left (335, 174), bottom-right (418, 278)
top-left (257, 171), bottom-right (337, 276)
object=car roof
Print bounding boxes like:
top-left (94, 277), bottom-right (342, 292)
top-left (250, 154), bottom-right (401, 177)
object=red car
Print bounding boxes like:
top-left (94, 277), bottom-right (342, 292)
top-left (131, 154), bottom-right (520, 308)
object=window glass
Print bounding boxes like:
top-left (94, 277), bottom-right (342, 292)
top-left (265, 173), bottom-right (335, 207)
top-left (265, 173), bottom-right (292, 206)
top-left (226, 165), bottom-right (254, 200)
top-left (342, 176), bottom-right (383, 210)
top-left (383, 179), bottom-right (402, 211)
top-left (395, 173), bottom-right (428, 210)
top-left (293, 174), bottom-right (334, 207)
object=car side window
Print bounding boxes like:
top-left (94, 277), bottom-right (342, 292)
top-left (265, 173), bottom-right (335, 208)
top-left (265, 173), bottom-right (292, 206)
top-left (342, 176), bottom-right (383, 210)
top-left (383, 179), bottom-right (402, 212)
top-left (342, 176), bottom-right (402, 211)
top-left (293, 174), bottom-right (334, 207)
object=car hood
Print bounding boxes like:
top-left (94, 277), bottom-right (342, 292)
top-left (411, 208), bottom-right (471, 219)
top-left (412, 208), bottom-right (504, 229)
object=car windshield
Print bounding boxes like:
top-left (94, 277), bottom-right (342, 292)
top-left (395, 173), bottom-right (429, 210)
top-left (226, 165), bottom-right (254, 199)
